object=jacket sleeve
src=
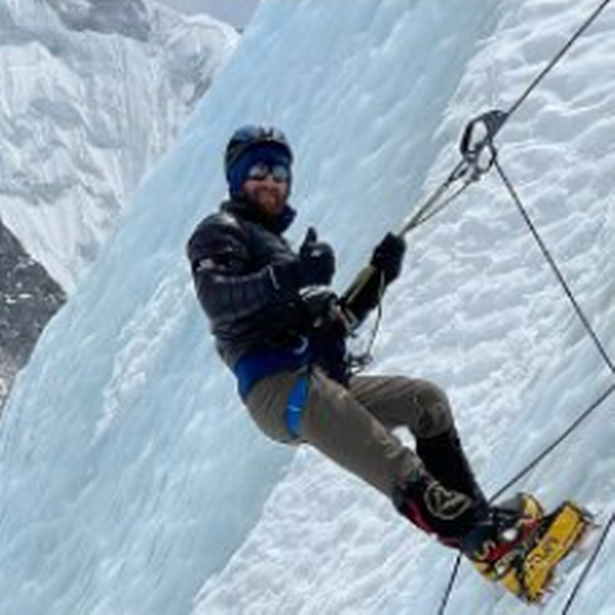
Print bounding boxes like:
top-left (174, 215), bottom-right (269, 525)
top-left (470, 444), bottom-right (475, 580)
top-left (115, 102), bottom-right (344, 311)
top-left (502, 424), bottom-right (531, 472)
top-left (187, 215), bottom-right (283, 325)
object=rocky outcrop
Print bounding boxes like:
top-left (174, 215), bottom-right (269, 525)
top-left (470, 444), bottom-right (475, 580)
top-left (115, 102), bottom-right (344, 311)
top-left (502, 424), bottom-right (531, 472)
top-left (0, 221), bottom-right (65, 408)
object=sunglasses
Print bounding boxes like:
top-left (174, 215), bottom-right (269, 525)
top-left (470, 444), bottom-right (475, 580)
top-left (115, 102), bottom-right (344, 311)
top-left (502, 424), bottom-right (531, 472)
top-left (246, 161), bottom-right (291, 183)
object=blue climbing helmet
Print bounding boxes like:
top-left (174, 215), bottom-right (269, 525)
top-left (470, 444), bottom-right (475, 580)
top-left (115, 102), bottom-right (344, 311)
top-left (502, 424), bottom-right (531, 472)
top-left (224, 125), bottom-right (293, 197)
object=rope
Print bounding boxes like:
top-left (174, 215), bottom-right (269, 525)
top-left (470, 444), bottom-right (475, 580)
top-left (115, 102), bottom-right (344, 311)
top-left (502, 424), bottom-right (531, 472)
top-left (401, 0), bottom-right (613, 238)
top-left (493, 160), bottom-right (615, 376)
top-left (505, 0), bottom-right (613, 122)
top-left (490, 384), bottom-right (615, 502)
top-left (561, 511), bottom-right (615, 614)
top-left (435, 382), bottom-right (615, 615)
top-left (429, 1), bottom-right (614, 611)
top-left (434, 162), bottom-right (615, 613)
top-left (436, 556), bottom-right (462, 615)
top-left (360, 0), bottom-right (615, 354)
top-left (348, 272), bottom-right (387, 375)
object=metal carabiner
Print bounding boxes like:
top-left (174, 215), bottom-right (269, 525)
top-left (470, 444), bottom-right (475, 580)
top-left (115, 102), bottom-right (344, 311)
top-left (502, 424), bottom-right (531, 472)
top-left (455, 109), bottom-right (508, 182)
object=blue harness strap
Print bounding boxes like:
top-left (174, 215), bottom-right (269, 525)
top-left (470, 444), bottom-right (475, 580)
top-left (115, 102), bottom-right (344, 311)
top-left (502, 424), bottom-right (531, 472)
top-left (285, 371), bottom-right (310, 439)
top-left (232, 340), bottom-right (311, 439)
top-left (233, 338), bottom-right (310, 400)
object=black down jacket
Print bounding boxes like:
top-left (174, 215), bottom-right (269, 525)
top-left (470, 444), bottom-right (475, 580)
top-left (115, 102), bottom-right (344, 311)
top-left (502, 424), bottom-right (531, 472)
top-left (187, 199), bottom-right (347, 379)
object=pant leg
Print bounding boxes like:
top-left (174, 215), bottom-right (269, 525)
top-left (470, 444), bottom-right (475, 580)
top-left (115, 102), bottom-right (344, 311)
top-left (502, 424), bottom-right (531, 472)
top-left (245, 369), bottom-right (483, 540)
top-left (245, 368), bottom-right (422, 498)
top-left (350, 375), bottom-right (487, 507)
top-left (244, 370), bottom-right (302, 444)
top-left (349, 374), bottom-right (455, 438)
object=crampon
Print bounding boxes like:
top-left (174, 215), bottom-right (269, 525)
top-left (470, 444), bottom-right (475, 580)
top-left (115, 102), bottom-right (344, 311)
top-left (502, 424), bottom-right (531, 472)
top-left (472, 499), bottom-right (594, 603)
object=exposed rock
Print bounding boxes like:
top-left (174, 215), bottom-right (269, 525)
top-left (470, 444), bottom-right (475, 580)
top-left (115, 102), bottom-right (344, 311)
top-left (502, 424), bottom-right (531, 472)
top-left (0, 221), bottom-right (65, 408)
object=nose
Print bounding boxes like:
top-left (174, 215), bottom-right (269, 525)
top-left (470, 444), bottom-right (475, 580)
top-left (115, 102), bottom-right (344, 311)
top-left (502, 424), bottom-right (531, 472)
top-left (260, 173), bottom-right (278, 187)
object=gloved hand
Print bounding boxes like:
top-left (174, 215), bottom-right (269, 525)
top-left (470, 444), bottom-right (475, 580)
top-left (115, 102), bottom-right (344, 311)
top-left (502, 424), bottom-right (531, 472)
top-left (299, 287), bottom-right (342, 330)
top-left (370, 232), bottom-right (406, 284)
top-left (298, 227), bottom-right (335, 286)
top-left (272, 227), bottom-right (335, 291)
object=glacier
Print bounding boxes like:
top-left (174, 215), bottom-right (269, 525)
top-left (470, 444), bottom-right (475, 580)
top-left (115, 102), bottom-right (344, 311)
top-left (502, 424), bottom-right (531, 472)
top-left (1, 1), bottom-right (615, 614)
top-left (0, 0), bottom-right (238, 291)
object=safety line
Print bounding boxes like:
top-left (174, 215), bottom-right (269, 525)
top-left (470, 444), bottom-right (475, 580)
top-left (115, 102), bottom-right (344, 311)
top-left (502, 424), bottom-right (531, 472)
top-left (402, 0), bottom-right (613, 238)
top-left (435, 383), bottom-right (615, 615)
top-left (494, 159), bottom-right (615, 376)
top-left (436, 556), bottom-right (462, 615)
top-left (490, 384), bottom-right (615, 502)
top-left (431, 2), bottom-right (613, 611)
top-left (506, 0), bottom-right (613, 122)
top-left (435, 165), bottom-right (615, 613)
top-left (561, 511), bottom-right (615, 614)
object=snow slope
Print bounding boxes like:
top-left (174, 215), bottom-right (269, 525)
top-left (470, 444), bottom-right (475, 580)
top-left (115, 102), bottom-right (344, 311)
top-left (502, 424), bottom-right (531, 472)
top-left (1, 1), bottom-right (615, 614)
top-left (0, 0), bottom-right (238, 291)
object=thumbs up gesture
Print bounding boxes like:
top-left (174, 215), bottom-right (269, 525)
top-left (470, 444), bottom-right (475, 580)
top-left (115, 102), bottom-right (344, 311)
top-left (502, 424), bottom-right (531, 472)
top-left (270, 227), bottom-right (336, 292)
top-left (297, 227), bottom-right (336, 287)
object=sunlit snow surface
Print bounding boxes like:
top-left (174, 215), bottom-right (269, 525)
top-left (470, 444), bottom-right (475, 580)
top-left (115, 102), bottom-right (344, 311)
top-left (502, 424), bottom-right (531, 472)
top-left (0, 0), bottom-right (237, 291)
top-left (1, 1), bottom-right (615, 614)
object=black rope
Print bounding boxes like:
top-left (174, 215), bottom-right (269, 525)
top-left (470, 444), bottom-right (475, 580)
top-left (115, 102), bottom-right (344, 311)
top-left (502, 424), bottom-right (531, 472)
top-left (436, 556), bottom-right (462, 615)
top-left (561, 511), bottom-right (615, 614)
top-left (402, 0), bottom-right (613, 239)
top-left (435, 383), bottom-right (615, 615)
top-left (432, 2), bottom-right (614, 611)
top-left (505, 0), bottom-right (613, 122)
top-left (494, 159), bottom-right (615, 376)
top-left (434, 162), bottom-right (615, 612)
top-left (490, 384), bottom-right (615, 502)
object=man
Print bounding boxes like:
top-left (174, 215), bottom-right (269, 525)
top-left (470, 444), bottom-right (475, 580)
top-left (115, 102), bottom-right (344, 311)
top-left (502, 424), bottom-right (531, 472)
top-left (187, 124), bottom-right (537, 567)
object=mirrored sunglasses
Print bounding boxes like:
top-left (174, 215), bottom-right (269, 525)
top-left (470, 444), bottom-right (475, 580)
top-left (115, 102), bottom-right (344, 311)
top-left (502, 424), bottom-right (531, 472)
top-left (246, 162), bottom-right (290, 183)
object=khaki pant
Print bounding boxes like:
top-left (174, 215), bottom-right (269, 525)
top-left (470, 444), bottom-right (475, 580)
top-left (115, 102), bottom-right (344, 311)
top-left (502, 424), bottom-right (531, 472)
top-left (245, 368), bottom-right (455, 499)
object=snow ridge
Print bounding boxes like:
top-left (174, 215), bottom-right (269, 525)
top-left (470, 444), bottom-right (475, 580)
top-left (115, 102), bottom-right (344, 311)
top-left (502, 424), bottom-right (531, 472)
top-left (0, 0), bottom-right (238, 291)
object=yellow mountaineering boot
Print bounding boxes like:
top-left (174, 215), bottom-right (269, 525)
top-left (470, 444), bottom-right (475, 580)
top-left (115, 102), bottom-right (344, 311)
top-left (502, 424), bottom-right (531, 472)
top-left (462, 493), bottom-right (592, 602)
top-left (467, 493), bottom-right (544, 594)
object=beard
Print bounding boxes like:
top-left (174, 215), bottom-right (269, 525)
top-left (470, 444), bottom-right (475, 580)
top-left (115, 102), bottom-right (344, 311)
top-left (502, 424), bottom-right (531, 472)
top-left (249, 186), bottom-right (287, 217)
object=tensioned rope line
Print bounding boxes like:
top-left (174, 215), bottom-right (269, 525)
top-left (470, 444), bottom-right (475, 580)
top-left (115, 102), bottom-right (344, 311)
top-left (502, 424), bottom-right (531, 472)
top-left (400, 0), bottom-right (613, 238)
top-left (494, 159), bottom-right (615, 375)
top-left (436, 385), bottom-right (615, 615)
top-left (561, 511), bottom-right (615, 614)
top-left (431, 1), bottom-right (614, 613)
top-left (505, 0), bottom-right (613, 123)
top-left (336, 0), bottom-right (613, 371)
top-left (490, 384), bottom-right (615, 503)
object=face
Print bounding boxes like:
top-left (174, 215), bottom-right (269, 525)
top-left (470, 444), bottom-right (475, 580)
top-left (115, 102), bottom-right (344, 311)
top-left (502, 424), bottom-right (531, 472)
top-left (242, 162), bottom-right (290, 218)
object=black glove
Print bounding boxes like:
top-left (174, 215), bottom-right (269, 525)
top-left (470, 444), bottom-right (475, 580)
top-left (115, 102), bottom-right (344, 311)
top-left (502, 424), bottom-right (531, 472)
top-left (272, 227), bottom-right (335, 290)
top-left (299, 287), bottom-right (341, 330)
top-left (299, 227), bottom-right (335, 286)
top-left (370, 232), bottom-right (406, 284)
